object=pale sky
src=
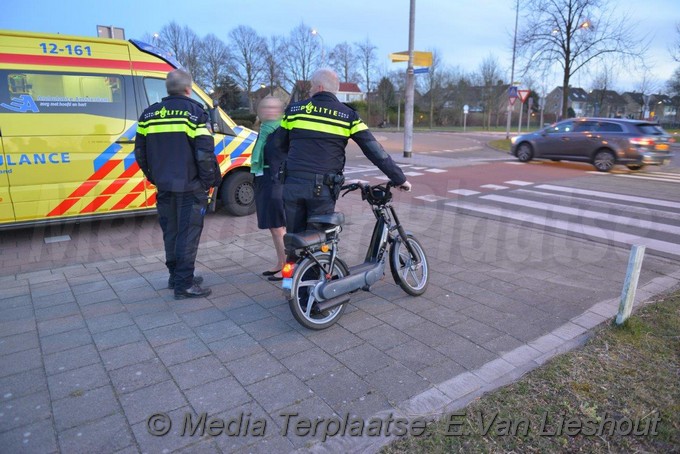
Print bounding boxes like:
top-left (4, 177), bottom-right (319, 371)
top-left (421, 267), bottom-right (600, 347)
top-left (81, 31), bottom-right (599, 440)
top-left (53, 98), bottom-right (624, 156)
top-left (2, 0), bottom-right (678, 95)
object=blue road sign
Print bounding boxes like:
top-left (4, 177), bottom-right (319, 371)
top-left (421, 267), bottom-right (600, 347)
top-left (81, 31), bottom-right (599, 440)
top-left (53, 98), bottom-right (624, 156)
top-left (413, 67), bottom-right (429, 74)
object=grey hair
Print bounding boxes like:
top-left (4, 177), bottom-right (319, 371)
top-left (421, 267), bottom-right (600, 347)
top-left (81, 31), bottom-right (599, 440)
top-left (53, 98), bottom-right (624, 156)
top-left (310, 68), bottom-right (339, 94)
top-left (166, 69), bottom-right (193, 95)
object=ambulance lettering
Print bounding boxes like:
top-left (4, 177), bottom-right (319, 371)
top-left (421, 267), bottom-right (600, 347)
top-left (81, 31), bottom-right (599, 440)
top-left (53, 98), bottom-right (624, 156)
top-left (0, 94), bottom-right (40, 113)
top-left (0, 153), bottom-right (71, 166)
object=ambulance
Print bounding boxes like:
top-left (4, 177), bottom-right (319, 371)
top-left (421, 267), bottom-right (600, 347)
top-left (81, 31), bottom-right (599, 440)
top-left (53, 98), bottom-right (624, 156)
top-left (0, 29), bottom-right (257, 229)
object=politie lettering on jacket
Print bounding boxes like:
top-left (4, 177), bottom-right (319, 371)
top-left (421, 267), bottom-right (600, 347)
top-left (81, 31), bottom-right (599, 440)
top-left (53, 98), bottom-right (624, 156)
top-left (289, 102), bottom-right (351, 120)
top-left (142, 106), bottom-right (197, 122)
top-left (0, 153), bottom-right (71, 168)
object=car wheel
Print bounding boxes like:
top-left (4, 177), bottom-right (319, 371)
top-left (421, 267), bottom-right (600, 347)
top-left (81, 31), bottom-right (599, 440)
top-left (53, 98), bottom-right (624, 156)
top-left (626, 164), bottom-right (644, 171)
top-left (219, 171), bottom-right (256, 216)
top-left (593, 150), bottom-right (616, 172)
top-left (516, 143), bottom-right (533, 162)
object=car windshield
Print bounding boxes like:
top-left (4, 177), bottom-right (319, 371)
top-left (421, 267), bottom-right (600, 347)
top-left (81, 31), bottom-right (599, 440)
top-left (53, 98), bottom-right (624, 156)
top-left (636, 124), bottom-right (666, 135)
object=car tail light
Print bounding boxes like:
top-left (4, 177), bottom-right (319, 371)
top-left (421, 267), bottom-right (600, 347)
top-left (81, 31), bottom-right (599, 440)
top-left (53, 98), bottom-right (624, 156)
top-left (630, 137), bottom-right (655, 146)
top-left (281, 262), bottom-right (295, 278)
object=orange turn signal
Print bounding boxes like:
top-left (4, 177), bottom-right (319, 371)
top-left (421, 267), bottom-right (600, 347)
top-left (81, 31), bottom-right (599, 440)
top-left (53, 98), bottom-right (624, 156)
top-left (282, 263), bottom-right (295, 278)
top-left (320, 243), bottom-right (330, 252)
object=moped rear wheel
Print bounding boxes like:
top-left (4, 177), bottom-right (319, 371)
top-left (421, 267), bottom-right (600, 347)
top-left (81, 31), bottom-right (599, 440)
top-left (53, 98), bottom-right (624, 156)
top-left (289, 253), bottom-right (349, 330)
top-left (390, 234), bottom-right (429, 296)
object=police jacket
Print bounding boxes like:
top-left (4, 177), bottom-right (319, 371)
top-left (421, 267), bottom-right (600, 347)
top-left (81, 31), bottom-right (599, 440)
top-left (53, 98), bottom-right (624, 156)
top-left (134, 95), bottom-right (220, 193)
top-left (281, 92), bottom-right (406, 185)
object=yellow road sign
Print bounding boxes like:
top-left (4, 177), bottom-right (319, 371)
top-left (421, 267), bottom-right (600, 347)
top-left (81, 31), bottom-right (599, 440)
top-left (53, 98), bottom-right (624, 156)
top-left (389, 51), bottom-right (433, 67)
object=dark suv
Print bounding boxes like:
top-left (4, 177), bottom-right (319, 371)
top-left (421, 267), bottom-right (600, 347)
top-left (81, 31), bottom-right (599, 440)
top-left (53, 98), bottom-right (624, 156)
top-left (510, 117), bottom-right (674, 171)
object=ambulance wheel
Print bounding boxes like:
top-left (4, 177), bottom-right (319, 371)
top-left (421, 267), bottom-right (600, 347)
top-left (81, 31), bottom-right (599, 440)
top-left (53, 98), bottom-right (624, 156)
top-left (220, 171), bottom-right (255, 216)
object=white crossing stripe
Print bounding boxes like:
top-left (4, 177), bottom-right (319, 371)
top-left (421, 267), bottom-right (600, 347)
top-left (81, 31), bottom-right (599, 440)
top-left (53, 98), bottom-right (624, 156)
top-left (516, 189), bottom-right (680, 223)
top-left (403, 171), bottom-right (425, 176)
top-left (448, 189), bottom-right (481, 196)
top-left (415, 195), bottom-right (449, 202)
top-left (411, 166), bottom-right (427, 170)
top-left (480, 194), bottom-right (680, 236)
top-left (616, 174), bottom-right (680, 183)
top-left (535, 184), bottom-right (680, 209)
top-left (480, 184), bottom-right (509, 190)
top-left (425, 168), bottom-right (447, 173)
top-left (505, 180), bottom-right (534, 186)
top-left (444, 200), bottom-right (680, 256)
top-left (504, 161), bottom-right (526, 165)
top-left (647, 171), bottom-right (680, 177)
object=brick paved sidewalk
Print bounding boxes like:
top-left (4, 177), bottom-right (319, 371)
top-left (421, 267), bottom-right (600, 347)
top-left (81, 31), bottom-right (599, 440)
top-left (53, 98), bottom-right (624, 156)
top-left (1, 193), bottom-right (679, 453)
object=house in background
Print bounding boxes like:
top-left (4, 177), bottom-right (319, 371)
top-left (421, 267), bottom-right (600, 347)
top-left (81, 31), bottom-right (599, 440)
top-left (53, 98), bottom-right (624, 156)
top-left (622, 92), bottom-right (646, 119)
top-left (337, 82), bottom-right (364, 103)
top-left (290, 80), bottom-right (364, 104)
top-left (544, 86), bottom-right (590, 122)
top-left (252, 85), bottom-right (290, 109)
top-left (649, 93), bottom-right (677, 123)
top-left (586, 89), bottom-right (626, 117)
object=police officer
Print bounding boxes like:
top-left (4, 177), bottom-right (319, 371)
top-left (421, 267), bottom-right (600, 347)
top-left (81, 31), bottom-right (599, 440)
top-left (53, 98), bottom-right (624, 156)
top-left (134, 69), bottom-right (220, 299)
top-left (281, 68), bottom-right (411, 233)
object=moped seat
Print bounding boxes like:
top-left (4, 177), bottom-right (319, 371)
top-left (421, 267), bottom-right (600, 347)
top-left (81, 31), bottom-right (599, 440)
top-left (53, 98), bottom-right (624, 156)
top-left (284, 230), bottom-right (328, 249)
top-left (308, 212), bottom-right (345, 228)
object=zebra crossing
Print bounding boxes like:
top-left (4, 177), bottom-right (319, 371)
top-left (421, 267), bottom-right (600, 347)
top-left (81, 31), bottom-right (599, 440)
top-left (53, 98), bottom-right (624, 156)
top-left (441, 179), bottom-right (680, 258)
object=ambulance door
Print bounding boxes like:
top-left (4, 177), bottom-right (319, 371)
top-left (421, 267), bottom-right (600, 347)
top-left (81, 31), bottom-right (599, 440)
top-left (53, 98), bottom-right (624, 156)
top-left (0, 36), bottom-right (143, 223)
top-left (0, 138), bottom-right (14, 224)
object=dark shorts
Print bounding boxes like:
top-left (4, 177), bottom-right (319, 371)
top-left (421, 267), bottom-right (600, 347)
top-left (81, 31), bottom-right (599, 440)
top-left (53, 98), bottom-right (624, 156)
top-left (254, 168), bottom-right (285, 229)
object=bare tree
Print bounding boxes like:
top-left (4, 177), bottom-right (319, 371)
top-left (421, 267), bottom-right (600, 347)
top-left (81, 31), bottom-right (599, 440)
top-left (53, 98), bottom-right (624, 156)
top-left (201, 34), bottom-right (231, 97)
top-left (517, 0), bottom-right (646, 118)
top-left (421, 49), bottom-right (447, 128)
top-left (477, 54), bottom-right (505, 129)
top-left (263, 35), bottom-right (285, 95)
top-left (283, 23), bottom-right (320, 98)
top-left (671, 22), bottom-right (680, 62)
top-left (355, 38), bottom-right (378, 125)
top-left (229, 25), bottom-right (266, 112)
top-left (158, 22), bottom-right (205, 84)
top-left (329, 42), bottom-right (359, 83)
top-left (668, 67), bottom-right (680, 97)
top-left (588, 63), bottom-right (616, 116)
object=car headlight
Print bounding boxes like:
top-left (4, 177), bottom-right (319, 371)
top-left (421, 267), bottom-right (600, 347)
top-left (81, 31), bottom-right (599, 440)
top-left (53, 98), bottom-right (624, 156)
top-left (510, 136), bottom-right (518, 145)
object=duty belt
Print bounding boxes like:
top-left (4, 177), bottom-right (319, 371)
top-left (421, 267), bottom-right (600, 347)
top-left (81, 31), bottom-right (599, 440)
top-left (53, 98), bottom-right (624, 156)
top-left (286, 170), bottom-right (329, 181)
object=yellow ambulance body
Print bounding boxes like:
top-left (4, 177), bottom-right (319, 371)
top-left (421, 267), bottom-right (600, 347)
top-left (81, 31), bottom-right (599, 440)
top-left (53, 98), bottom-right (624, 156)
top-left (0, 30), bottom-right (257, 229)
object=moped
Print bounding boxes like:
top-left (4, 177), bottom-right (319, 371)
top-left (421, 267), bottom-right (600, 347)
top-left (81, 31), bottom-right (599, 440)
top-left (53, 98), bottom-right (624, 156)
top-left (281, 181), bottom-right (429, 330)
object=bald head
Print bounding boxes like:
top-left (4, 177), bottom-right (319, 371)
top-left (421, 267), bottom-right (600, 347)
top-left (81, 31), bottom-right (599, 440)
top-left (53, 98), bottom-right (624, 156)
top-left (310, 68), bottom-right (340, 95)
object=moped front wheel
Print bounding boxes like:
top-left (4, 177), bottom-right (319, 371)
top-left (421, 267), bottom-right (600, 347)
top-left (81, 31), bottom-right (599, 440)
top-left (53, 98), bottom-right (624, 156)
top-left (289, 253), bottom-right (349, 330)
top-left (390, 234), bottom-right (429, 296)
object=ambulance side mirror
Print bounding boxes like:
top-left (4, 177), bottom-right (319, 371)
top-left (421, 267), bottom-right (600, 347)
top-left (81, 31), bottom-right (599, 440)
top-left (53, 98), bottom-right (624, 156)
top-left (209, 105), bottom-right (236, 137)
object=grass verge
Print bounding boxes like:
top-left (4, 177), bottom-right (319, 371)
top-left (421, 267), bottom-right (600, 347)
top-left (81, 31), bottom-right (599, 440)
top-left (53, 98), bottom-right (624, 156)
top-left (382, 290), bottom-right (680, 453)
top-left (488, 139), bottom-right (511, 152)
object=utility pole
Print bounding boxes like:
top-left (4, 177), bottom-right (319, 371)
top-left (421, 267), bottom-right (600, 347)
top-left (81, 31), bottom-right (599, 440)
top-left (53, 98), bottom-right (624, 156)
top-left (403, 0), bottom-right (416, 158)
top-left (505, 0), bottom-right (519, 139)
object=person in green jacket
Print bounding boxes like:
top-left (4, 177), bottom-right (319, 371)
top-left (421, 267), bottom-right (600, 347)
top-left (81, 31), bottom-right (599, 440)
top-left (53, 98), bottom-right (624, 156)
top-left (251, 96), bottom-right (287, 280)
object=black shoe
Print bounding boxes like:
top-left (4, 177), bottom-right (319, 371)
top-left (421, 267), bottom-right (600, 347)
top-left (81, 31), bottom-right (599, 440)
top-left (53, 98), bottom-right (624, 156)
top-left (174, 284), bottom-right (212, 300)
top-left (262, 269), bottom-right (281, 276)
top-left (168, 275), bottom-right (203, 289)
top-left (268, 275), bottom-right (283, 282)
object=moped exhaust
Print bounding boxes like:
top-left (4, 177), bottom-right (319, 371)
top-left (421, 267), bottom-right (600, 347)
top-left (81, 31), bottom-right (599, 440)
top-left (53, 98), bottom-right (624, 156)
top-left (315, 294), bottom-right (351, 313)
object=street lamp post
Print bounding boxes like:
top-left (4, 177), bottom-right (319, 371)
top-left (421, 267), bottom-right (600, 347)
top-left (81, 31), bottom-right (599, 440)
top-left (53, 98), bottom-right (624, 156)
top-left (505, 0), bottom-right (519, 139)
top-left (403, 0), bottom-right (416, 158)
top-left (311, 29), bottom-right (325, 66)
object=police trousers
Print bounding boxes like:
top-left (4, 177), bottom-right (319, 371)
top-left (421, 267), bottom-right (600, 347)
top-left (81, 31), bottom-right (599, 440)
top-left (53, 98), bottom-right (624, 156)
top-left (156, 190), bottom-right (207, 291)
top-left (282, 176), bottom-right (336, 234)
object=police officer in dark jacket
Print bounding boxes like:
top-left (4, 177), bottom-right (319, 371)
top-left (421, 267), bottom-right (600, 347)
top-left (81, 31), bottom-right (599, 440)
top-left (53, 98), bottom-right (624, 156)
top-left (281, 68), bottom-right (411, 233)
top-left (134, 69), bottom-right (221, 299)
